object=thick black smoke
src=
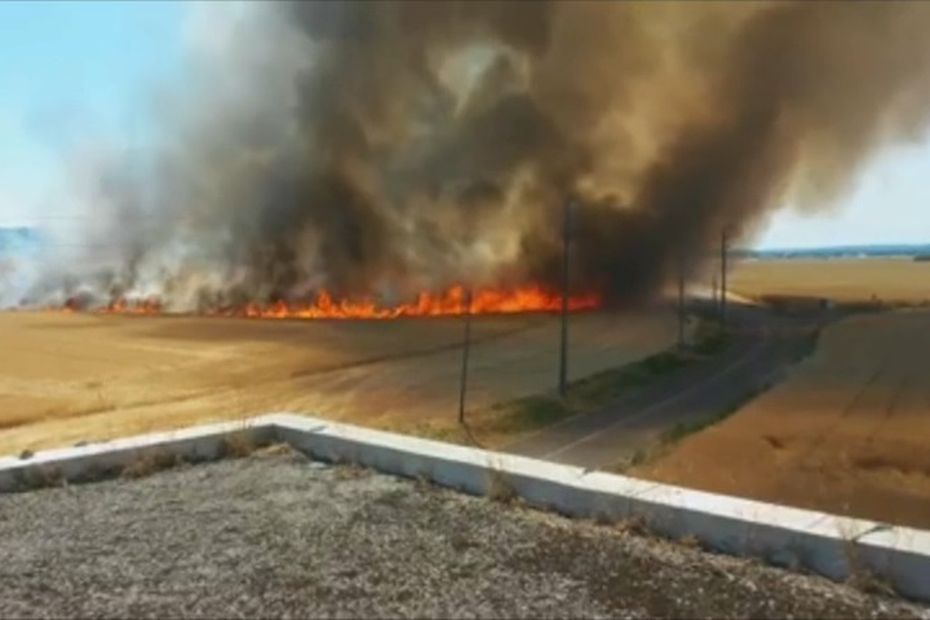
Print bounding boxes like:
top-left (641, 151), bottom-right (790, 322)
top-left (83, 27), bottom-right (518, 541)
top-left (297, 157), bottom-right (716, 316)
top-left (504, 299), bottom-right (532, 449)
top-left (21, 1), bottom-right (930, 309)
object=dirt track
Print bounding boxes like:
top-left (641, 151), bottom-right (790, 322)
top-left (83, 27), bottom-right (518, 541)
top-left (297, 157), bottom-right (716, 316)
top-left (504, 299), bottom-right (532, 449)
top-left (637, 309), bottom-right (930, 528)
top-left (0, 309), bottom-right (675, 456)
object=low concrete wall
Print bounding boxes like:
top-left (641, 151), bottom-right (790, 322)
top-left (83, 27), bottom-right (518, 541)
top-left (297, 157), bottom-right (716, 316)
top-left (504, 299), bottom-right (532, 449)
top-left (0, 419), bottom-right (277, 491)
top-left (2, 412), bottom-right (929, 602)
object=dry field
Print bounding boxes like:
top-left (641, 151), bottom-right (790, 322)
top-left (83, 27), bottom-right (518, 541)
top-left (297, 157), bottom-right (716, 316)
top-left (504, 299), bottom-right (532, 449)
top-left (730, 257), bottom-right (930, 304)
top-left (637, 308), bottom-right (930, 528)
top-left (0, 309), bottom-right (676, 456)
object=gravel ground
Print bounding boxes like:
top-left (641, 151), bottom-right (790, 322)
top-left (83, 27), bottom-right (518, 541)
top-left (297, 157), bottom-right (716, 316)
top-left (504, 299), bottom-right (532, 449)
top-left (0, 448), bottom-right (927, 619)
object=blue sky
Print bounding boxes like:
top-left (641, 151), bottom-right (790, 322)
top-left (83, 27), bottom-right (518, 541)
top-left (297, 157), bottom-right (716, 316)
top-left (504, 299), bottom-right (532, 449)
top-left (0, 1), bottom-right (185, 226)
top-left (0, 1), bottom-right (927, 249)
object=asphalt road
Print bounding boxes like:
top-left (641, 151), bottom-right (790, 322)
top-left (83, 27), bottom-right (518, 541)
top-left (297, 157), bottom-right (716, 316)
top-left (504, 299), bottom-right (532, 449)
top-left (503, 302), bottom-right (829, 471)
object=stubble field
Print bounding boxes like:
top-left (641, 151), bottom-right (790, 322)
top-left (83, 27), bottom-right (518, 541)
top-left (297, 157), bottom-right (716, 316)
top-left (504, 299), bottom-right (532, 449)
top-left (638, 258), bottom-right (930, 528)
top-left (0, 309), bottom-right (676, 456)
top-left (729, 257), bottom-right (930, 304)
top-left (8, 257), bottom-right (930, 528)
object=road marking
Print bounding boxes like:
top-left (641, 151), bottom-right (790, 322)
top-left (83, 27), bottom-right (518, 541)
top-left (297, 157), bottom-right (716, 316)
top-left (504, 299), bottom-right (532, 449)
top-left (542, 328), bottom-right (772, 462)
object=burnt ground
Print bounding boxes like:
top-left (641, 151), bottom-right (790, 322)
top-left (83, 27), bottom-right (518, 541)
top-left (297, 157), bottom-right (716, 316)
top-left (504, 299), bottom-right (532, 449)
top-left (0, 449), bottom-right (926, 619)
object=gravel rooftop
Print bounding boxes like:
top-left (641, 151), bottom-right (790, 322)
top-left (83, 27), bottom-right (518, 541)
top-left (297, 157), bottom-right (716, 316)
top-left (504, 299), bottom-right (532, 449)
top-left (1, 447), bottom-right (927, 619)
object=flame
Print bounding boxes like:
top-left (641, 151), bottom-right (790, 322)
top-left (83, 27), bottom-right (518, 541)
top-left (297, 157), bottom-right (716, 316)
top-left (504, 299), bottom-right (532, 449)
top-left (93, 297), bottom-right (163, 315)
top-left (221, 284), bottom-right (600, 320)
top-left (82, 284), bottom-right (601, 320)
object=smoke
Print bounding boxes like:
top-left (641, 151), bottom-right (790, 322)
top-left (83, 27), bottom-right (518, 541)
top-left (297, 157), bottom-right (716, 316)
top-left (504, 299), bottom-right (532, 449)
top-left (18, 1), bottom-right (930, 309)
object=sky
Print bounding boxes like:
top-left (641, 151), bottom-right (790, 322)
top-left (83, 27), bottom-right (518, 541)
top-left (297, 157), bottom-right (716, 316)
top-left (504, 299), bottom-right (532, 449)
top-left (0, 1), bottom-right (928, 250)
top-left (0, 1), bottom-right (185, 228)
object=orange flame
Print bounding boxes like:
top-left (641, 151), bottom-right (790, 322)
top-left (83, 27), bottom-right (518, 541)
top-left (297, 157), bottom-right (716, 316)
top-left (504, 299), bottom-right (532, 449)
top-left (218, 284), bottom-right (600, 320)
top-left (86, 284), bottom-right (600, 320)
top-left (220, 284), bottom-right (600, 320)
top-left (95, 297), bottom-right (163, 315)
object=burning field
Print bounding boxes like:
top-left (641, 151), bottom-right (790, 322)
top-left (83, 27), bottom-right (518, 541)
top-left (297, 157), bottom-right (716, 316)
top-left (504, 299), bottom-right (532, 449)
top-left (0, 307), bottom-right (677, 457)
top-left (73, 284), bottom-right (601, 320)
top-left (5, 1), bottom-right (930, 524)
top-left (9, 1), bottom-right (930, 319)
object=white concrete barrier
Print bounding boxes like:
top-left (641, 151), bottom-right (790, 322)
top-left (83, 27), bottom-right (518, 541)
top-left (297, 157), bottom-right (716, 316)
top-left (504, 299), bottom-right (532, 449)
top-left (0, 418), bottom-right (277, 491)
top-left (2, 412), bottom-right (928, 602)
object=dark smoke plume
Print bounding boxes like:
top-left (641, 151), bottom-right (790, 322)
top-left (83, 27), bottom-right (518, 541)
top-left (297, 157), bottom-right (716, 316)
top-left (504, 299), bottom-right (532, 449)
top-left (20, 1), bottom-right (930, 309)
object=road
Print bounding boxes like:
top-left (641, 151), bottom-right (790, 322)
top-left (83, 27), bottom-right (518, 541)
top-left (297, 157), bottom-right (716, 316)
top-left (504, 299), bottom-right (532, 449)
top-left (503, 301), bottom-right (829, 470)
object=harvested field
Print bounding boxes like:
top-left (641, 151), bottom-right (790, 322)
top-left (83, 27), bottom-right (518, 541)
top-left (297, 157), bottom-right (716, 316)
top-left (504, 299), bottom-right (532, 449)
top-left (636, 309), bottom-right (930, 529)
top-left (731, 257), bottom-right (930, 305)
top-left (1, 452), bottom-right (924, 618)
top-left (0, 309), bottom-right (676, 456)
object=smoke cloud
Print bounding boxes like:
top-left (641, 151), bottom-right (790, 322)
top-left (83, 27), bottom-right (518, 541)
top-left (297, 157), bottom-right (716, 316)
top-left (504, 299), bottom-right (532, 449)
top-left (18, 1), bottom-right (930, 309)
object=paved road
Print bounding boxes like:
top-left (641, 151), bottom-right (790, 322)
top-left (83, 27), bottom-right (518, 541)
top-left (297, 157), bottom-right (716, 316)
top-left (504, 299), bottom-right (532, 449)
top-left (503, 302), bottom-right (828, 470)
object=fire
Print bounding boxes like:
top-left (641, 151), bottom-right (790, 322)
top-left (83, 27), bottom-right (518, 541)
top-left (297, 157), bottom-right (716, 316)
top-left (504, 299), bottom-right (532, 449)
top-left (81, 284), bottom-right (601, 320)
top-left (221, 284), bottom-right (600, 320)
top-left (96, 297), bottom-right (163, 315)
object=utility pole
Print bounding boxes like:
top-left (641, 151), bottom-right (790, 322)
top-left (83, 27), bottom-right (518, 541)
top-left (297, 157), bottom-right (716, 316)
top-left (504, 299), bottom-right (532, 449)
top-left (677, 249), bottom-right (686, 349)
top-left (458, 287), bottom-right (473, 425)
top-left (558, 199), bottom-right (573, 398)
top-left (720, 227), bottom-right (729, 326)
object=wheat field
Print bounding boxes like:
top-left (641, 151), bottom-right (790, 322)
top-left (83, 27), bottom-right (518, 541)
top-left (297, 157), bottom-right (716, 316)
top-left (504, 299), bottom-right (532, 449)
top-left (0, 309), bottom-right (676, 456)
top-left (641, 258), bottom-right (930, 527)
top-left (730, 257), bottom-right (930, 304)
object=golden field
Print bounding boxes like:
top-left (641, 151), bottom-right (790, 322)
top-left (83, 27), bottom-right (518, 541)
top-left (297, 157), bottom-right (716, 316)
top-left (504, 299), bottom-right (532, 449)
top-left (639, 289), bottom-right (930, 528)
top-left (730, 257), bottom-right (930, 304)
top-left (7, 257), bottom-right (930, 528)
top-left (0, 309), bottom-right (676, 456)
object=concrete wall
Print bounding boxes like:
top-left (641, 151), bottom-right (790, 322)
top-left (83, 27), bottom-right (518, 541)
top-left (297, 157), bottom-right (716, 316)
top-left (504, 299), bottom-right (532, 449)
top-left (0, 419), bottom-right (277, 491)
top-left (2, 413), bottom-right (929, 602)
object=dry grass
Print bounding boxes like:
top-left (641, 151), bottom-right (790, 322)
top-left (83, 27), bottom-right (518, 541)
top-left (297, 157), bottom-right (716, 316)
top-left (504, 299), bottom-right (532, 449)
top-left (459, 341), bottom-right (717, 449)
top-left (14, 464), bottom-right (66, 491)
top-left (614, 514), bottom-right (652, 538)
top-left (678, 534), bottom-right (702, 550)
top-left (252, 442), bottom-right (301, 459)
top-left (731, 257), bottom-right (930, 305)
top-left (0, 309), bottom-right (676, 457)
top-left (636, 307), bottom-right (930, 528)
top-left (221, 431), bottom-right (258, 459)
top-left (379, 419), bottom-right (470, 445)
top-left (840, 534), bottom-right (897, 598)
top-left (121, 449), bottom-right (183, 480)
top-left (485, 468), bottom-right (517, 504)
top-left (333, 463), bottom-right (369, 481)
